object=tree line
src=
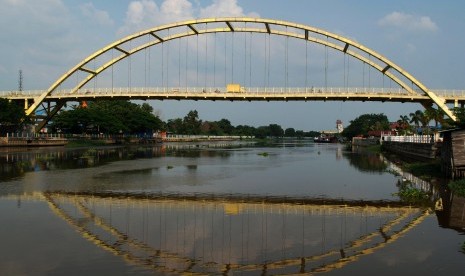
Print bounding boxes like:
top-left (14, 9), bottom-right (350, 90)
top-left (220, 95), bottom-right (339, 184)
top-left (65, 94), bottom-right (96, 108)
top-left (3, 98), bottom-right (463, 139)
top-left (342, 106), bottom-right (461, 139)
top-left (0, 99), bottom-right (320, 138)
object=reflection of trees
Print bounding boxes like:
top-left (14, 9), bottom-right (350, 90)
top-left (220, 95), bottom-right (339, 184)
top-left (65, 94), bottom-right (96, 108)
top-left (344, 150), bottom-right (387, 173)
top-left (0, 145), bottom-right (236, 180)
top-left (0, 161), bottom-right (28, 182)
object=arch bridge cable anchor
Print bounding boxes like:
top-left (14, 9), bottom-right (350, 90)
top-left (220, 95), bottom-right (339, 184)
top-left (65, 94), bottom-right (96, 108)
top-left (25, 17), bottom-right (457, 131)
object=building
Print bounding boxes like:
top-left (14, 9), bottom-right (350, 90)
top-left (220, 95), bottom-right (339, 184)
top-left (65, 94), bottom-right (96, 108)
top-left (336, 120), bottom-right (343, 133)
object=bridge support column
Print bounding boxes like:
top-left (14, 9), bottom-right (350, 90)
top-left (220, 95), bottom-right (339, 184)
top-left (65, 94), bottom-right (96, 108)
top-left (24, 99), bottom-right (29, 110)
top-left (455, 99), bottom-right (459, 108)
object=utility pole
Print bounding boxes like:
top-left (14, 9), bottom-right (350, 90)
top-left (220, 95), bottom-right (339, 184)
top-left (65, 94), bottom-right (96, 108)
top-left (18, 69), bottom-right (23, 91)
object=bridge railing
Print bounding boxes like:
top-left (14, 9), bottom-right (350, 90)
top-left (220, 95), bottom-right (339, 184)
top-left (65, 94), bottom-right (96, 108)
top-left (2, 87), bottom-right (465, 99)
top-left (53, 86), bottom-right (412, 96)
top-left (382, 134), bottom-right (434, 144)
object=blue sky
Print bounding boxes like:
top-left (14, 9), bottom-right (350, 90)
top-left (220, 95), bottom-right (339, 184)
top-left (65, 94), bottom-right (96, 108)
top-left (1, 0), bottom-right (464, 131)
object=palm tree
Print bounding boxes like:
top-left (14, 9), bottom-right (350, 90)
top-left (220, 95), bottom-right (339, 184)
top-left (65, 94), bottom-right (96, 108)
top-left (419, 111), bottom-right (430, 134)
top-left (397, 115), bottom-right (410, 134)
top-left (409, 110), bottom-right (423, 133)
top-left (425, 107), bottom-right (445, 131)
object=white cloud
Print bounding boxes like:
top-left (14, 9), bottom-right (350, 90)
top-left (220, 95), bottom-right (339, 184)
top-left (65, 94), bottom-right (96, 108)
top-left (378, 11), bottom-right (438, 33)
top-left (160, 0), bottom-right (193, 19)
top-left (118, 0), bottom-right (259, 35)
top-left (199, 0), bottom-right (259, 18)
top-left (80, 2), bottom-right (114, 26)
top-left (118, 0), bottom-right (194, 35)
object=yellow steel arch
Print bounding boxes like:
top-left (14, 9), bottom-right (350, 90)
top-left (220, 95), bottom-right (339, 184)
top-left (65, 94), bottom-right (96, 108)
top-left (26, 17), bottom-right (455, 120)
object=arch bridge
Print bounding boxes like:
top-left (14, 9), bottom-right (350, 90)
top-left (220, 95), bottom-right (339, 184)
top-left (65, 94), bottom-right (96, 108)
top-left (2, 17), bottom-right (463, 130)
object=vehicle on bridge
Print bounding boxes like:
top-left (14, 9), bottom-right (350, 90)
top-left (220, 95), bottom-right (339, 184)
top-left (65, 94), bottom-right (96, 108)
top-left (227, 83), bottom-right (246, 93)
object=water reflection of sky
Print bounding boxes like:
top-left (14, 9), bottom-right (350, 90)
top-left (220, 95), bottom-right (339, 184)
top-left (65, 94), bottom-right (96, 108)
top-left (0, 142), bottom-right (400, 202)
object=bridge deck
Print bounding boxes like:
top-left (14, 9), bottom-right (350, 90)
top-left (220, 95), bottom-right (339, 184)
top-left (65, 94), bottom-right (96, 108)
top-left (3, 87), bottom-right (465, 103)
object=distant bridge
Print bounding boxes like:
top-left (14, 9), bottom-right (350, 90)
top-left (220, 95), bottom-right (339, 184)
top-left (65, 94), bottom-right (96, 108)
top-left (2, 17), bottom-right (463, 130)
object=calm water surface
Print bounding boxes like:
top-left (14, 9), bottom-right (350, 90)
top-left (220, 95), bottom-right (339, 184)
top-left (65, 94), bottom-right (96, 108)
top-left (0, 140), bottom-right (464, 275)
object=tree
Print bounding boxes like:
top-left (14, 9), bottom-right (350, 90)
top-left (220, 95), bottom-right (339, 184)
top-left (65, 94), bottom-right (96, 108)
top-left (342, 113), bottom-right (389, 139)
top-left (424, 107), bottom-right (444, 131)
top-left (269, 124), bottom-right (284, 137)
top-left (0, 98), bottom-right (29, 135)
top-left (409, 110), bottom-right (423, 133)
top-left (396, 115), bottom-right (411, 135)
top-left (52, 100), bottom-right (163, 135)
top-left (216, 119), bottom-right (234, 135)
top-left (255, 126), bottom-right (270, 139)
top-left (201, 121), bottom-right (223, 135)
top-left (166, 118), bottom-right (184, 134)
top-left (234, 125), bottom-right (256, 136)
top-left (183, 110), bottom-right (202, 135)
top-left (284, 128), bottom-right (296, 137)
top-left (295, 130), bottom-right (305, 138)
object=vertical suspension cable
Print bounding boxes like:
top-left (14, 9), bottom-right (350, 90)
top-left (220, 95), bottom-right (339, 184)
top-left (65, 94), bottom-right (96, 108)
top-left (267, 34), bottom-right (271, 88)
top-left (347, 54), bottom-right (350, 88)
top-left (343, 53), bottom-right (346, 89)
top-left (382, 68), bottom-right (385, 92)
top-left (148, 42), bottom-right (151, 89)
top-left (362, 62), bottom-right (365, 91)
top-left (111, 49), bottom-right (114, 93)
top-left (244, 24), bottom-right (247, 87)
top-left (264, 34), bottom-right (267, 89)
top-left (224, 33), bottom-right (227, 86)
top-left (93, 58), bottom-right (96, 92)
top-left (144, 46), bottom-right (147, 90)
top-left (368, 54), bottom-right (371, 90)
top-left (185, 35), bottom-right (188, 91)
top-left (305, 39), bottom-right (308, 91)
top-left (325, 37), bottom-right (328, 91)
top-left (178, 37), bottom-right (181, 88)
top-left (285, 32), bottom-right (289, 91)
top-left (196, 34), bottom-right (199, 88)
top-left (249, 32), bottom-right (252, 88)
top-left (213, 33), bottom-right (216, 88)
top-left (205, 24), bottom-right (208, 90)
top-left (162, 41), bottom-right (164, 91)
top-left (167, 29), bottom-right (170, 89)
top-left (129, 40), bottom-right (132, 93)
top-left (231, 32), bottom-right (234, 83)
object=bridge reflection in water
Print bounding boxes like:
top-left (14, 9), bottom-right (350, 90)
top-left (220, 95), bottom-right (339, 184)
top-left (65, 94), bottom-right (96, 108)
top-left (44, 192), bottom-right (428, 275)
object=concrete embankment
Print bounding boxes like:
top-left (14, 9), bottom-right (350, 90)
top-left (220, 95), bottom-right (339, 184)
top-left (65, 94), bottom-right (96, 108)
top-left (0, 137), bottom-right (68, 147)
top-left (352, 136), bottom-right (440, 162)
top-left (381, 141), bottom-right (440, 161)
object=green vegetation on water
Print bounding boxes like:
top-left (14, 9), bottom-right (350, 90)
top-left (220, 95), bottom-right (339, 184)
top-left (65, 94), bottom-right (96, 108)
top-left (393, 180), bottom-right (430, 205)
top-left (448, 179), bottom-right (465, 197)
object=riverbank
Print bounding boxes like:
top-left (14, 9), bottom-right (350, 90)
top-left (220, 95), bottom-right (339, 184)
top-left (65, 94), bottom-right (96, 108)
top-left (0, 136), bottom-right (68, 147)
top-left (362, 144), bottom-right (444, 181)
top-left (1, 134), bottom-right (255, 148)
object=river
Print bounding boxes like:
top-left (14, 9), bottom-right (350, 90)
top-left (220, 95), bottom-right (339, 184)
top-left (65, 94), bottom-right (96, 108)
top-left (0, 139), bottom-right (463, 275)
